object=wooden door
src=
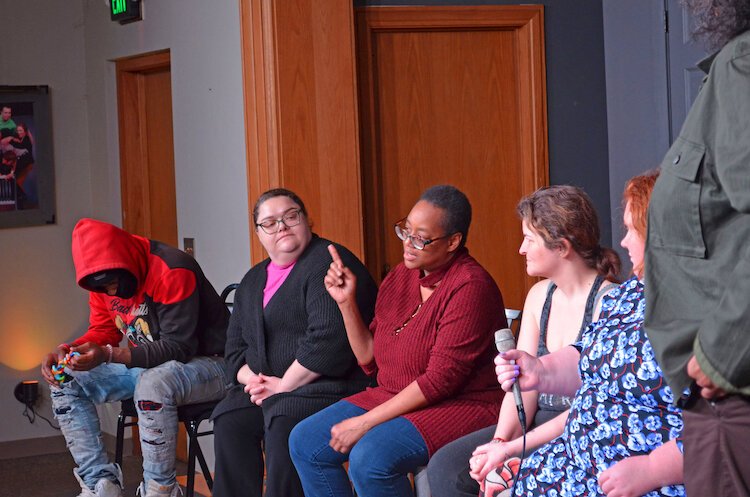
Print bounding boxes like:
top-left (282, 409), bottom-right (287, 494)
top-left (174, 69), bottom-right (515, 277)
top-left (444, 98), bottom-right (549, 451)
top-left (239, 0), bottom-right (364, 265)
top-left (115, 50), bottom-right (182, 459)
top-left (116, 50), bottom-right (178, 246)
top-left (356, 6), bottom-right (548, 310)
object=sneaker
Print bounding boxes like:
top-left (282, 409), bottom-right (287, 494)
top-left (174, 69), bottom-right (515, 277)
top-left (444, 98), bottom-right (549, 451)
top-left (73, 468), bottom-right (123, 497)
top-left (74, 476), bottom-right (96, 497)
top-left (136, 480), bottom-right (182, 497)
top-left (93, 478), bottom-right (124, 497)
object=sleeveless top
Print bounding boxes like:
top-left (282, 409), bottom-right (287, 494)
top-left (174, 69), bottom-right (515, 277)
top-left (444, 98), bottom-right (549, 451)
top-left (533, 275), bottom-right (614, 427)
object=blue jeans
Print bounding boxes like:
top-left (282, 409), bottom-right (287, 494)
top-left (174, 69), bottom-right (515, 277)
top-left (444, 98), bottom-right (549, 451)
top-left (50, 357), bottom-right (229, 489)
top-left (289, 400), bottom-right (429, 497)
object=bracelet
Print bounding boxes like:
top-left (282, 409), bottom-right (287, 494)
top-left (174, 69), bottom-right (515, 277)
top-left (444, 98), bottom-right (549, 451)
top-left (105, 344), bottom-right (114, 364)
top-left (491, 437), bottom-right (508, 444)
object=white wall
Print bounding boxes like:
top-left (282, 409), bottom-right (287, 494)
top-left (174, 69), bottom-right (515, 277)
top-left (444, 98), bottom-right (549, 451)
top-left (0, 0), bottom-right (93, 442)
top-left (0, 0), bottom-right (249, 444)
top-left (82, 0), bottom-right (250, 291)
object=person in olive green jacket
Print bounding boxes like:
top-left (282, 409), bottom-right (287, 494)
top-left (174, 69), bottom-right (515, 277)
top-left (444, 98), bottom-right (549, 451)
top-left (645, 2), bottom-right (750, 496)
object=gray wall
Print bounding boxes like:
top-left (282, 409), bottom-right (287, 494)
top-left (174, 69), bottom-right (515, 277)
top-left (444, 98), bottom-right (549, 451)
top-left (603, 0), bottom-right (671, 273)
top-left (0, 0), bottom-right (248, 444)
top-left (602, 0), bottom-right (707, 272)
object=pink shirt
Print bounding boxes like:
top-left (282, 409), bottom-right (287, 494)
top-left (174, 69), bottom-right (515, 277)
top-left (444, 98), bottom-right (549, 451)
top-left (263, 261), bottom-right (296, 308)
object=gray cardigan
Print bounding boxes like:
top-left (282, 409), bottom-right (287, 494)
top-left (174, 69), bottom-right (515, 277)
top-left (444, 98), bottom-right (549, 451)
top-left (212, 235), bottom-right (377, 424)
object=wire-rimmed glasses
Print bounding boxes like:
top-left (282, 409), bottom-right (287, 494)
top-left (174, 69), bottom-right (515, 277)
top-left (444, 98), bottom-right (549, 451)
top-left (394, 218), bottom-right (449, 250)
top-left (256, 209), bottom-right (303, 234)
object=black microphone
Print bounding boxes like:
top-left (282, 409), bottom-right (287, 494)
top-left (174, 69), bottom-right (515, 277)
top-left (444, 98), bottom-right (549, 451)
top-left (494, 328), bottom-right (527, 429)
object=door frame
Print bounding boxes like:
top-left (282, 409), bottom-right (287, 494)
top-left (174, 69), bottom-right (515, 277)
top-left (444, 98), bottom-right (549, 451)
top-left (114, 48), bottom-right (182, 458)
top-left (115, 49), bottom-right (177, 245)
top-left (355, 6), bottom-right (548, 291)
top-left (239, 0), bottom-right (363, 265)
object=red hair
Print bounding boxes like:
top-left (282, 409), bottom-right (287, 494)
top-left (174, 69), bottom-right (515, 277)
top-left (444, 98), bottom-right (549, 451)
top-left (623, 170), bottom-right (660, 240)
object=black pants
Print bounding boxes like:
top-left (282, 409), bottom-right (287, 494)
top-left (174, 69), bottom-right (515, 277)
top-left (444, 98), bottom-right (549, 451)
top-left (212, 405), bottom-right (304, 497)
top-left (427, 425), bottom-right (495, 497)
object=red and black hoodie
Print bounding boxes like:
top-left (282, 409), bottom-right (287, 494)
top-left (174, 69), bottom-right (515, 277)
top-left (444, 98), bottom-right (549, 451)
top-left (70, 218), bottom-right (229, 368)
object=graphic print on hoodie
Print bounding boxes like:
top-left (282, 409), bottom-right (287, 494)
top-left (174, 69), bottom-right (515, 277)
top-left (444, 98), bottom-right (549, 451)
top-left (70, 218), bottom-right (229, 368)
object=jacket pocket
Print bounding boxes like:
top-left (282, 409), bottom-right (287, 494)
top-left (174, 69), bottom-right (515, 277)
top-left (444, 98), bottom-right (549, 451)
top-left (650, 138), bottom-right (706, 258)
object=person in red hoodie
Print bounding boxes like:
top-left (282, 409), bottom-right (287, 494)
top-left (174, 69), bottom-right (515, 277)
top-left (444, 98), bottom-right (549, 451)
top-left (41, 219), bottom-right (230, 497)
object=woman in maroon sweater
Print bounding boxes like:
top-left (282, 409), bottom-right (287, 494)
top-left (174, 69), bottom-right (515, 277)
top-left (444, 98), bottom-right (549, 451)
top-left (289, 185), bottom-right (506, 497)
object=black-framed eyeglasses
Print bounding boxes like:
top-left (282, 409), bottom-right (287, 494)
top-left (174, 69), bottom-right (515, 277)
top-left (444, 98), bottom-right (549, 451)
top-left (256, 209), bottom-right (303, 234)
top-left (394, 218), bottom-right (450, 250)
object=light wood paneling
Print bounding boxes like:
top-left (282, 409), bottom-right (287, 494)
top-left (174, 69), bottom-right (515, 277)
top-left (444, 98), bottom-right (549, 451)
top-left (142, 69), bottom-right (177, 246)
top-left (115, 49), bottom-right (179, 458)
top-left (239, 4), bottom-right (549, 309)
top-left (356, 6), bottom-right (548, 309)
top-left (239, 0), bottom-right (363, 264)
top-left (115, 50), bottom-right (177, 246)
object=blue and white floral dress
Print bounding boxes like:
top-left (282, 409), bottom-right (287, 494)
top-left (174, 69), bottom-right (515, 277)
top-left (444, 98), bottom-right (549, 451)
top-left (511, 277), bottom-right (685, 497)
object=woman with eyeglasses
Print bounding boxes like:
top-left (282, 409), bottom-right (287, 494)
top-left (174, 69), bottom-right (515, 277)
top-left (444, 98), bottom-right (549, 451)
top-left (289, 185), bottom-right (506, 497)
top-left (211, 188), bottom-right (378, 497)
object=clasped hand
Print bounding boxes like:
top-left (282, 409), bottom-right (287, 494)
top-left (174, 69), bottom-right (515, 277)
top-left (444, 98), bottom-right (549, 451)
top-left (329, 415), bottom-right (369, 454)
top-left (469, 440), bottom-right (511, 490)
top-left (244, 373), bottom-right (285, 406)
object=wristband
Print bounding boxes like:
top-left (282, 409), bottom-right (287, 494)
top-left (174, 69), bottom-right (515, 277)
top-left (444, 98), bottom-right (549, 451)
top-left (491, 437), bottom-right (508, 444)
top-left (105, 344), bottom-right (114, 364)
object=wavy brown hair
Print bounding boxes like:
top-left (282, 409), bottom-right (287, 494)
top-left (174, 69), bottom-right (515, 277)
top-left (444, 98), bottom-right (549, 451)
top-left (518, 185), bottom-right (622, 283)
top-left (684, 0), bottom-right (750, 49)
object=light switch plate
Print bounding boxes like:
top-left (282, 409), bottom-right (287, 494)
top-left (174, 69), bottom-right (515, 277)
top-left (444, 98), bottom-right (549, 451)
top-left (184, 238), bottom-right (195, 258)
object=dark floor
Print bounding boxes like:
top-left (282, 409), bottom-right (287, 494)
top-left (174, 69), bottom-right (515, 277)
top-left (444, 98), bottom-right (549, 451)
top-left (0, 451), bottom-right (207, 497)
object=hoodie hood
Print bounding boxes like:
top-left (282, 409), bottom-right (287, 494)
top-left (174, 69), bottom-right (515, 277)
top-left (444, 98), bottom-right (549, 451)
top-left (72, 218), bottom-right (149, 292)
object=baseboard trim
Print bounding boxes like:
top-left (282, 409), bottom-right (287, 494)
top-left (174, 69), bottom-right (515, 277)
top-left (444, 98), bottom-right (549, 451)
top-left (0, 433), bottom-right (133, 460)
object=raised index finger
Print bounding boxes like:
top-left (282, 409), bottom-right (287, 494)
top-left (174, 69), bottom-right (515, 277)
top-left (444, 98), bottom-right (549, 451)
top-left (328, 244), bottom-right (344, 266)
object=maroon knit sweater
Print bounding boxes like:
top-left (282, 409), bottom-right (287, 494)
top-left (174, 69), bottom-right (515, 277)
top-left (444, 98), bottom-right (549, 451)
top-left (346, 249), bottom-right (506, 455)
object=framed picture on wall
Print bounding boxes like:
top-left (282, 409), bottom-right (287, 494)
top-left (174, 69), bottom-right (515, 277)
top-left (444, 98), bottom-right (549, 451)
top-left (0, 85), bottom-right (55, 228)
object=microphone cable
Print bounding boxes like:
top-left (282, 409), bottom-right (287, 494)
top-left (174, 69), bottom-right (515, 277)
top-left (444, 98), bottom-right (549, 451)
top-left (509, 420), bottom-right (527, 496)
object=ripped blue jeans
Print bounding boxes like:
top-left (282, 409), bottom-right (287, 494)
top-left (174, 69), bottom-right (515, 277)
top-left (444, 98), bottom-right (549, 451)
top-left (50, 357), bottom-right (229, 489)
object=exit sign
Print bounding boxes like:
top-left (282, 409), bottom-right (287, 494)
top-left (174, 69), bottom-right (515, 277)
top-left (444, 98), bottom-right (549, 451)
top-left (111, 0), bottom-right (141, 24)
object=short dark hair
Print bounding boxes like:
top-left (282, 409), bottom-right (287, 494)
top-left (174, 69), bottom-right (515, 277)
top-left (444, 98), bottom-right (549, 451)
top-left (252, 188), bottom-right (308, 225)
top-left (419, 185), bottom-right (472, 249)
top-left (2, 150), bottom-right (17, 162)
